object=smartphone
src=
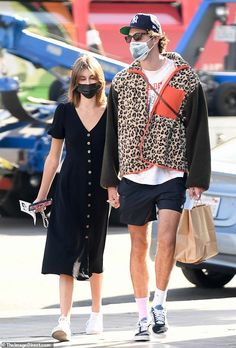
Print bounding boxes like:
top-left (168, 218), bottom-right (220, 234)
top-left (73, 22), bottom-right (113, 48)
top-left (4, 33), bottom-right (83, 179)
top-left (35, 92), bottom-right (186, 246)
top-left (29, 198), bottom-right (52, 211)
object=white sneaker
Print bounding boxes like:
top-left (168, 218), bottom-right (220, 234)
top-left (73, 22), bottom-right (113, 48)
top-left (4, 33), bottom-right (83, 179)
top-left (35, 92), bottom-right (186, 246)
top-left (134, 317), bottom-right (150, 341)
top-left (51, 316), bottom-right (71, 342)
top-left (85, 312), bottom-right (103, 334)
top-left (151, 305), bottom-right (168, 335)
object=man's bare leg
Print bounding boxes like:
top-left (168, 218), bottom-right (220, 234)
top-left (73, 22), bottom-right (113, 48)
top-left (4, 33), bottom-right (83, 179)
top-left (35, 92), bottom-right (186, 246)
top-left (155, 209), bottom-right (181, 291)
top-left (129, 223), bottom-right (150, 298)
top-left (151, 209), bottom-right (181, 335)
top-left (129, 223), bottom-right (151, 340)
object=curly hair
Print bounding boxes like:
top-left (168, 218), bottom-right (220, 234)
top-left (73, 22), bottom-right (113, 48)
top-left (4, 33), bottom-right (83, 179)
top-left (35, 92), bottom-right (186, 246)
top-left (148, 30), bottom-right (169, 53)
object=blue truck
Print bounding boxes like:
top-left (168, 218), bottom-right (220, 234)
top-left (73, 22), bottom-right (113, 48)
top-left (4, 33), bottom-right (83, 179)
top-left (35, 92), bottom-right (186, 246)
top-left (0, 14), bottom-right (127, 217)
top-left (176, 0), bottom-right (236, 116)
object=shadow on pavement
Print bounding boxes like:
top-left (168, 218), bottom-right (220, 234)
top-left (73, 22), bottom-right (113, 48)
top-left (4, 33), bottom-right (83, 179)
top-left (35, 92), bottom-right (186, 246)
top-left (44, 286), bottom-right (236, 310)
top-left (166, 287), bottom-right (236, 301)
top-left (1, 310), bottom-right (235, 347)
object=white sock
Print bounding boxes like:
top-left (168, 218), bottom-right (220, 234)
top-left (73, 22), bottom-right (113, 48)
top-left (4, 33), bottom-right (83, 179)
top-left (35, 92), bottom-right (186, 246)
top-left (152, 288), bottom-right (167, 308)
top-left (90, 311), bottom-right (102, 318)
top-left (135, 297), bottom-right (149, 321)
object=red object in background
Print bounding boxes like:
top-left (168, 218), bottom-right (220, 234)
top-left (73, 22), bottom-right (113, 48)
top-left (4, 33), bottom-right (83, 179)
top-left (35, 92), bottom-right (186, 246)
top-left (71, 0), bottom-right (91, 45)
top-left (71, 0), bottom-right (236, 72)
top-left (0, 177), bottom-right (13, 191)
top-left (88, 0), bottom-right (201, 63)
top-left (36, 0), bottom-right (236, 71)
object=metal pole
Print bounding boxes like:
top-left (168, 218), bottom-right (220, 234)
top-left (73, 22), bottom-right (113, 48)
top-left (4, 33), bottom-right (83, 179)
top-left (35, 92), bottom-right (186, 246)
top-left (71, 0), bottom-right (90, 47)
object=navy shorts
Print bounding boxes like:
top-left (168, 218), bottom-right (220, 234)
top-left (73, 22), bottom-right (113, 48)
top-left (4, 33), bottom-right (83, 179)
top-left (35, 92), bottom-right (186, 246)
top-left (118, 175), bottom-right (187, 226)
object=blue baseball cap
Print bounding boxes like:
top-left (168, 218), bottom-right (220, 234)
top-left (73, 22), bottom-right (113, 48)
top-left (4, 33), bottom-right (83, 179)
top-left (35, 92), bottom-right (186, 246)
top-left (120, 13), bottom-right (162, 35)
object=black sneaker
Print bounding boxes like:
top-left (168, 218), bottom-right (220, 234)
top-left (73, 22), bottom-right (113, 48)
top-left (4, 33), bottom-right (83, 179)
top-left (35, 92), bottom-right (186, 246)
top-left (150, 305), bottom-right (168, 335)
top-left (134, 317), bottom-right (150, 341)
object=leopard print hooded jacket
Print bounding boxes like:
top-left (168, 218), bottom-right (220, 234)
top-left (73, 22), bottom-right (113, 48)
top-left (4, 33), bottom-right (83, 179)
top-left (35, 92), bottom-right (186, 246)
top-left (101, 52), bottom-right (211, 190)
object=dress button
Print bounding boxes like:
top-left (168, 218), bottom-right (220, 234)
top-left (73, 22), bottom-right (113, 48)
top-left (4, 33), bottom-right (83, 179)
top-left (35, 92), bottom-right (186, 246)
top-left (88, 203), bottom-right (91, 207)
top-left (87, 214), bottom-right (90, 218)
top-left (88, 193), bottom-right (91, 197)
top-left (87, 150), bottom-right (91, 154)
top-left (88, 170), bottom-right (92, 174)
top-left (85, 235), bottom-right (88, 239)
top-left (87, 133), bottom-right (90, 137)
top-left (87, 141), bottom-right (91, 145)
top-left (88, 182), bottom-right (92, 185)
top-left (88, 159), bottom-right (91, 163)
top-left (86, 225), bottom-right (90, 228)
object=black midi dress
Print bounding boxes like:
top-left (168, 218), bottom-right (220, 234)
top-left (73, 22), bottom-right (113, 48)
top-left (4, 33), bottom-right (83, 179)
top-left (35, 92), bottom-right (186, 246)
top-left (42, 102), bottom-right (109, 281)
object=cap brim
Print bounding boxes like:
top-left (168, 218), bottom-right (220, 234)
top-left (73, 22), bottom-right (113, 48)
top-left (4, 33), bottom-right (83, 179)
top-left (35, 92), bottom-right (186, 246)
top-left (120, 26), bottom-right (130, 35)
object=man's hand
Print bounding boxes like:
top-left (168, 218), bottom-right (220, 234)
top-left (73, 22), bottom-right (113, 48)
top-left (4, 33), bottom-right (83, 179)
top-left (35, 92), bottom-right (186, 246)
top-left (107, 187), bottom-right (120, 209)
top-left (188, 187), bottom-right (205, 200)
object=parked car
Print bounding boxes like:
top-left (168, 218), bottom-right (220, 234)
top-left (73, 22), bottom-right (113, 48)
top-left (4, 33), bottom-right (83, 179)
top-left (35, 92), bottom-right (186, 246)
top-left (150, 137), bottom-right (236, 288)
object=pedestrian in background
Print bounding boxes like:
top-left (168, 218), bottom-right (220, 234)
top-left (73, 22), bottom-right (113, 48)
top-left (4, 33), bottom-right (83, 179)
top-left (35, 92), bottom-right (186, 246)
top-left (87, 23), bottom-right (105, 56)
top-left (101, 13), bottom-right (211, 341)
top-left (34, 55), bottom-right (109, 342)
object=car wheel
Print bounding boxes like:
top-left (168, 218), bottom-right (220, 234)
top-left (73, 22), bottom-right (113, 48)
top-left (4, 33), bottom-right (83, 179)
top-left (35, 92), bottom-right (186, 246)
top-left (181, 268), bottom-right (234, 288)
top-left (213, 83), bottom-right (236, 116)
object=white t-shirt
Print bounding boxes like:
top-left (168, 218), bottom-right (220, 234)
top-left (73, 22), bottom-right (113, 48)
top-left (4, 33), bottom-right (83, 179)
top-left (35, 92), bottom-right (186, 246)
top-left (124, 58), bottom-right (184, 185)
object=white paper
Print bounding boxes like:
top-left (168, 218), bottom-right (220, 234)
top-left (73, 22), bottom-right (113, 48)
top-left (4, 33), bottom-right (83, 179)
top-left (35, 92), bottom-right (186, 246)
top-left (19, 200), bottom-right (36, 225)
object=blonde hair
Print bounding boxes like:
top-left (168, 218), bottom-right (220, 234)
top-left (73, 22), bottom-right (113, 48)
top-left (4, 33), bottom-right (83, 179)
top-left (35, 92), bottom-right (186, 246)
top-left (148, 30), bottom-right (169, 53)
top-left (68, 55), bottom-right (106, 106)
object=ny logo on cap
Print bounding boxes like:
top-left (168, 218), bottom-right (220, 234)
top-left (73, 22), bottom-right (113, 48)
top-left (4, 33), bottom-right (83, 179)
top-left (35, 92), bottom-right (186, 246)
top-left (131, 15), bottom-right (139, 24)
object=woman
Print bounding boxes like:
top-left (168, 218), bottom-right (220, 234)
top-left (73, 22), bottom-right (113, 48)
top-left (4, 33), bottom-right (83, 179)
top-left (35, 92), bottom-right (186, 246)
top-left (34, 55), bottom-right (109, 342)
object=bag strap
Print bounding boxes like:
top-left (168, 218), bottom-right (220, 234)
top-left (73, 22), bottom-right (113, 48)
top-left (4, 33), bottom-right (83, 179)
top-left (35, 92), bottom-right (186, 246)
top-left (146, 79), bottom-right (179, 117)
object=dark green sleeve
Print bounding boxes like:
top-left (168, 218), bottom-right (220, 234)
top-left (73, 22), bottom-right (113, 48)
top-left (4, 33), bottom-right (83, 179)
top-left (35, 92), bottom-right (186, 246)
top-left (185, 83), bottom-right (211, 189)
top-left (100, 85), bottom-right (120, 188)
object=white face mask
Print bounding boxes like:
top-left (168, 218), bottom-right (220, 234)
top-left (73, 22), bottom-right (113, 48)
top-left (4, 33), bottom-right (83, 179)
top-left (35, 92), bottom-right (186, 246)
top-left (129, 38), bottom-right (153, 61)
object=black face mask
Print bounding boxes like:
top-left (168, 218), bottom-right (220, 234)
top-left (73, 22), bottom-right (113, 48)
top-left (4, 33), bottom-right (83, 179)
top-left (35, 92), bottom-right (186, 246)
top-left (76, 83), bottom-right (101, 99)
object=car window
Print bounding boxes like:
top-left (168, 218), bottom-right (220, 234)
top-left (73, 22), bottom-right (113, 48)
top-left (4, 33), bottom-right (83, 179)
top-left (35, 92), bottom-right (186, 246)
top-left (211, 138), bottom-right (236, 164)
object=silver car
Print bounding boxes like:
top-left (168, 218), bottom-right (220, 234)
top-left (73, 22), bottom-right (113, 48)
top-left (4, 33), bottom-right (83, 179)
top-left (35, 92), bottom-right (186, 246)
top-left (150, 137), bottom-right (236, 287)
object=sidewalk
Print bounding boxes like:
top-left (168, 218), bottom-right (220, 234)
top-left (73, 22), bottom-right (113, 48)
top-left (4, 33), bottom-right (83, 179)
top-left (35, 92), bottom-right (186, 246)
top-left (0, 220), bottom-right (235, 347)
top-left (1, 299), bottom-right (236, 347)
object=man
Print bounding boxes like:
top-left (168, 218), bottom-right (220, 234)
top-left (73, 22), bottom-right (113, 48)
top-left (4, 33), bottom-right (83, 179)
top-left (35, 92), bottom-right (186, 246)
top-left (101, 13), bottom-right (211, 341)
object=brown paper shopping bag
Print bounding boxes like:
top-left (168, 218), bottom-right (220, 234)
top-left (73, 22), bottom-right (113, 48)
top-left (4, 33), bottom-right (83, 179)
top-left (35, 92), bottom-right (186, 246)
top-left (175, 204), bottom-right (218, 264)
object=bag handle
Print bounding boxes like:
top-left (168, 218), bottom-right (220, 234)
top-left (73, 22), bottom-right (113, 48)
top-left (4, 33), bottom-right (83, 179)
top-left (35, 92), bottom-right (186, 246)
top-left (192, 199), bottom-right (206, 209)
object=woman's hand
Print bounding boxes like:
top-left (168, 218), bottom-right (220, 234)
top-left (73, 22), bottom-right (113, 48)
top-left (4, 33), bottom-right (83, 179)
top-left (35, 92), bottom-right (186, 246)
top-left (32, 197), bottom-right (47, 213)
top-left (107, 187), bottom-right (120, 209)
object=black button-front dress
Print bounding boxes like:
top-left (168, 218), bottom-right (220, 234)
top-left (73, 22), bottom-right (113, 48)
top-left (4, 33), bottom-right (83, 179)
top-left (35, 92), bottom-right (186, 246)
top-left (42, 102), bottom-right (109, 281)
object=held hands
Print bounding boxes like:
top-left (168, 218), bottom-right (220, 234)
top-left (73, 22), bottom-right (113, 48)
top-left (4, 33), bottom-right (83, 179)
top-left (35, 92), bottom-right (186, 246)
top-left (107, 187), bottom-right (120, 209)
top-left (188, 187), bottom-right (205, 200)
